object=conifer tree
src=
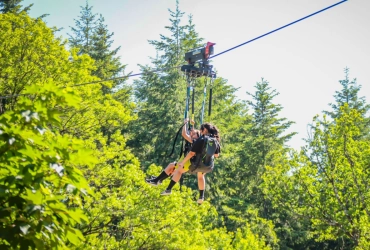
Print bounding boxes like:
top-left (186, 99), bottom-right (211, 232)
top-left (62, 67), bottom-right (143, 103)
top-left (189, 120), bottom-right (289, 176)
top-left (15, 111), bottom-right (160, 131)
top-left (69, 3), bottom-right (126, 94)
top-left (324, 67), bottom-right (370, 139)
top-left (90, 14), bottom-right (125, 92)
top-left (240, 78), bottom-right (295, 208)
top-left (128, 1), bottom-right (204, 167)
top-left (214, 79), bottom-right (296, 247)
top-left (0, 0), bottom-right (32, 13)
top-left (68, 2), bottom-right (97, 55)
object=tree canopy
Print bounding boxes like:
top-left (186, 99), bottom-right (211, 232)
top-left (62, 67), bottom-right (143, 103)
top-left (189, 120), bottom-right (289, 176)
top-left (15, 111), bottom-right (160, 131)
top-left (1, 2), bottom-right (369, 249)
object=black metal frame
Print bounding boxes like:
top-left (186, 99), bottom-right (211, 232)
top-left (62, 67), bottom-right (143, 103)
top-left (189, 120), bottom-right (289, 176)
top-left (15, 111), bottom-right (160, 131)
top-left (181, 42), bottom-right (216, 78)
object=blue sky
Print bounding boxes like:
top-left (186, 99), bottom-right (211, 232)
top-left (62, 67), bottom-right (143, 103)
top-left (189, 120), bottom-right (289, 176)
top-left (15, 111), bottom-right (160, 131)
top-left (23, 0), bottom-right (370, 149)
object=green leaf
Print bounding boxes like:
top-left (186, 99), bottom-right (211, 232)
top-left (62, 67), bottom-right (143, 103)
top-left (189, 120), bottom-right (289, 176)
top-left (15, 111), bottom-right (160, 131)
top-left (24, 189), bottom-right (43, 204)
top-left (66, 228), bottom-right (79, 245)
top-left (0, 186), bottom-right (7, 197)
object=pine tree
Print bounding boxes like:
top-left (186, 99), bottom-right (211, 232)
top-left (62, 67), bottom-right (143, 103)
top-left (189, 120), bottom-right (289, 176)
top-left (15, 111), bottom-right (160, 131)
top-left (128, 1), bottom-right (204, 167)
top-left (324, 67), bottom-right (370, 139)
top-left (69, 5), bottom-right (126, 94)
top-left (68, 1), bottom-right (97, 55)
top-left (90, 14), bottom-right (125, 90)
top-left (216, 79), bottom-right (296, 245)
top-left (241, 78), bottom-right (295, 206)
top-left (0, 0), bottom-right (32, 13)
top-left (246, 78), bottom-right (296, 160)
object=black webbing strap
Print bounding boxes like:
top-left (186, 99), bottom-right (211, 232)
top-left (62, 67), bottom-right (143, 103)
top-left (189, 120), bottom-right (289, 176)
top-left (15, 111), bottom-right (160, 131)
top-left (191, 85), bottom-right (195, 129)
top-left (168, 123), bottom-right (186, 158)
top-left (200, 79), bottom-right (207, 124)
top-left (208, 88), bottom-right (212, 118)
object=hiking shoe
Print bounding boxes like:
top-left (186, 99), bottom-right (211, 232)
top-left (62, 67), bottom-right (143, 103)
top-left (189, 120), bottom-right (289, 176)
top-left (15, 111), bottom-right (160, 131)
top-left (160, 189), bottom-right (172, 196)
top-left (146, 179), bottom-right (159, 186)
top-left (145, 175), bottom-right (157, 181)
top-left (197, 197), bottom-right (204, 204)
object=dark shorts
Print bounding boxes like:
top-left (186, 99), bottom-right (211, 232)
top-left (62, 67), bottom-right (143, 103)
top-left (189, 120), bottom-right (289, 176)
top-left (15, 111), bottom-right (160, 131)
top-left (189, 163), bottom-right (214, 174)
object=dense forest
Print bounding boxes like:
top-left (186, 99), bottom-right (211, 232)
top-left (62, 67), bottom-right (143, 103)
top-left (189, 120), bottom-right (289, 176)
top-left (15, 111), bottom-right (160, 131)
top-left (1, 0), bottom-right (369, 249)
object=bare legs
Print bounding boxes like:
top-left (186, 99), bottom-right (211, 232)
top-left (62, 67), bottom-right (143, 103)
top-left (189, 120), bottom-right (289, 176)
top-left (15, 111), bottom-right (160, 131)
top-left (197, 172), bottom-right (205, 190)
top-left (148, 162), bottom-right (177, 184)
top-left (164, 162), bottom-right (176, 175)
top-left (197, 172), bottom-right (206, 204)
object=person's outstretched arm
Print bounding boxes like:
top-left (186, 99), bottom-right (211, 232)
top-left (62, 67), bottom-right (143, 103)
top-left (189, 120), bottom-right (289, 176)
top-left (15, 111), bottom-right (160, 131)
top-left (182, 119), bottom-right (192, 143)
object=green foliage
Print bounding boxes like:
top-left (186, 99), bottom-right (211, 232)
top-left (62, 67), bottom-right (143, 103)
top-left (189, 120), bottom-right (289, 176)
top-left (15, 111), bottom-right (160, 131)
top-left (0, 11), bottom-right (135, 249)
top-left (67, 134), bottom-right (268, 249)
top-left (0, 12), bottom-right (93, 114)
top-left (263, 105), bottom-right (370, 249)
top-left (91, 14), bottom-right (126, 92)
top-left (233, 223), bottom-right (272, 250)
top-left (67, 3), bottom-right (132, 144)
top-left (206, 78), bottom-right (295, 249)
top-left (128, 1), bottom-right (204, 167)
top-left (8, 4), bottom-right (370, 250)
top-left (0, 83), bottom-right (95, 249)
top-left (324, 67), bottom-right (370, 140)
top-left (68, 2), bottom-right (97, 55)
top-left (68, 2), bottom-right (126, 94)
top-left (0, 0), bottom-right (32, 14)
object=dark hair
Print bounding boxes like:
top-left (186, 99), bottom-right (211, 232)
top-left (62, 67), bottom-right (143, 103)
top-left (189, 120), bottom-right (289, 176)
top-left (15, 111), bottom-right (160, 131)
top-left (200, 123), bottom-right (221, 142)
top-left (210, 124), bottom-right (221, 143)
top-left (200, 123), bottom-right (212, 133)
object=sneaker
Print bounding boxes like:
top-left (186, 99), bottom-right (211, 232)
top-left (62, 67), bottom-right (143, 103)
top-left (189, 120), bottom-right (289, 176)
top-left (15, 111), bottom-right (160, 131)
top-left (197, 197), bottom-right (204, 204)
top-left (146, 175), bottom-right (156, 181)
top-left (145, 179), bottom-right (159, 186)
top-left (160, 189), bottom-right (172, 196)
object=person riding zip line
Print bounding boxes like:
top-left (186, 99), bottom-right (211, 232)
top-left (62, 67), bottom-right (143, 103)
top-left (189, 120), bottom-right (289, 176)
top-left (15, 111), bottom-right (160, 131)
top-left (145, 118), bottom-right (200, 185)
top-left (161, 122), bottom-right (221, 204)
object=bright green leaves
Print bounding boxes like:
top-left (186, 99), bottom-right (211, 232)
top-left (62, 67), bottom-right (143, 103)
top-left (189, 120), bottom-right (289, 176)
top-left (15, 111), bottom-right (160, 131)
top-left (0, 78), bottom-right (94, 248)
top-left (263, 105), bottom-right (370, 248)
top-left (0, 12), bottom-right (100, 117)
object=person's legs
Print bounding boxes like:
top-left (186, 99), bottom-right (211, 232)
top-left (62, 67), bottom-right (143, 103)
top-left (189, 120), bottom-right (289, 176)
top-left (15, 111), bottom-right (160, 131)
top-left (161, 164), bottom-right (188, 195)
top-left (164, 162), bottom-right (176, 175)
top-left (197, 172), bottom-right (206, 204)
top-left (146, 162), bottom-right (176, 185)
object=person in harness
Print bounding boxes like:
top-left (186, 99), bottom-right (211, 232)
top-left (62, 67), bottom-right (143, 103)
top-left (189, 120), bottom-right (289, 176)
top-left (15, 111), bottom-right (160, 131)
top-left (161, 123), bottom-right (221, 204)
top-left (145, 118), bottom-right (200, 185)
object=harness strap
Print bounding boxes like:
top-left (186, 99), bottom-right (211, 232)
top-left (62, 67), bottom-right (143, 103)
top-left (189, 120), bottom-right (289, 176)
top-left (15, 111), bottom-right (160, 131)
top-left (208, 77), bottom-right (214, 121)
top-left (208, 88), bottom-right (212, 120)
top-left (200, 78), bottom-right (207, 125)
top-left (180, 75), bottom-right (194, 192)
top-left (168, 123), bottom-right (186, 157)
top-left (191, 84), bottom-right (195, 129)
top-left (185, 77), bottom-right (191, 121)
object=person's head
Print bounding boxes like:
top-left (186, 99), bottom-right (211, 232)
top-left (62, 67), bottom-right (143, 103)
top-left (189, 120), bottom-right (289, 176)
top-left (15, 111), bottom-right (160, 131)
top-left (200, 123), bottom-right (221, 142)
top-left (200, 123), bottom-right (212, 135)
top-left (190, 129), bottom-right (200, 140)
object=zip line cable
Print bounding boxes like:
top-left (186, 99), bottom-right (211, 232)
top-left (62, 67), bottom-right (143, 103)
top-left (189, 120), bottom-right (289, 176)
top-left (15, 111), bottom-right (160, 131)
top-left (210, 0), bottom-right (347, 59)
top-left (70, 65), bottom-right (180, 87)
top-left (0, 65), bottom-right (180, 99)
top-left (0, 0), bottom-right (347, 100)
